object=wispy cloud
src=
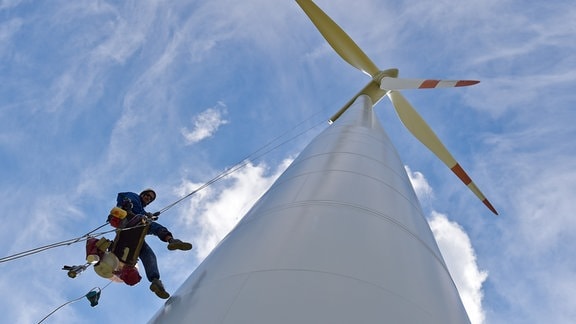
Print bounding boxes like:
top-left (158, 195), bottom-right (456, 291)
top-left (1, 0), bottom-right (574, 322)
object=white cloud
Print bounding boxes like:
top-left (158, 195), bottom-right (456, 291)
top-left (181, 103), bottom-right (229, 145)
top-left (429, 212), bottom-right (488, 324)
top-left (175, 159), bottom-right (291, 260)
top-left (406, 165), bottom-right (487, 324)
top-left (405, 165), bottom-right (433, 201)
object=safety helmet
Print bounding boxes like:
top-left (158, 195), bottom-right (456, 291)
top-left (140, 188), bottom-right (156, 202)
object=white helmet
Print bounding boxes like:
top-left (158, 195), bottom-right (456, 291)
top-left (140, 188), bottom-right (156, 202)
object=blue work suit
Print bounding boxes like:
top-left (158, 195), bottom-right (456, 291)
top-left (116, 192), bottom-right (172, 282)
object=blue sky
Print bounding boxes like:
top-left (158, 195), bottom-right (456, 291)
top-left (1, 0), bottom-right (575, 323)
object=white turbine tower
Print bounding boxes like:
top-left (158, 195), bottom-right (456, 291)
top-left (149, 1), bottom-right (496, 323)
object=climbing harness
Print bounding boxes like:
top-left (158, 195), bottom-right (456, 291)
top-left (62, 209), bottom-right (156, 285)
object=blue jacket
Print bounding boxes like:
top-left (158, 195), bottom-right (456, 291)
top-left (116, 192), bottom-right (147, 215)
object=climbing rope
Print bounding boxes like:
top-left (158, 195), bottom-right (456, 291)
top-left (155, 109), bottom-right (328, 215)
top-left (0, 223), bottom-right (110, 263)
top-left (0, 107), bottom-right (329, 264)
top-left (0, 222), bottom-right (150, 263)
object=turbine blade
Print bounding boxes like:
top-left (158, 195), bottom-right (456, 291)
top-left (387, 91), bottom-right (498, 215)
top-left (380, 77), bottom-right (480, 90)
top-left (296, 0), bottom-right (380, 78)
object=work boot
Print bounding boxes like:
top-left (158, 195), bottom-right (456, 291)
top-left (167, 238), bottom-right (192, 251)
top-left (150, 278), bottom-right (170, 299)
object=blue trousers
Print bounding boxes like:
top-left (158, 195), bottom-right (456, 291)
top-left (138, 222), bottom-right (172, 282)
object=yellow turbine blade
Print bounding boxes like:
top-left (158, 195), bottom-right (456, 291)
top-left (387, 91), bottom-right (498, 215)
top-left (296, 0), bottom-right (380, 78)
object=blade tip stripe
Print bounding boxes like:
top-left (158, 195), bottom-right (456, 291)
top-left (455, 80), bottom-right (480, 87)
top-left (483, 199), bottom-right (498, 215)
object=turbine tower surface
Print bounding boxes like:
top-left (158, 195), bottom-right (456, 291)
top-left (149, 95), bottom-right (471, 323)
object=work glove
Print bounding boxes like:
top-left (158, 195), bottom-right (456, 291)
top-left (146, 212), bottom-right (161, 221)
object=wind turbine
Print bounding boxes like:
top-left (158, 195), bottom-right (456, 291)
top-left (149, 0), bottom-right (495, 323)
top-left (296, 0), bottom-right (497, 215)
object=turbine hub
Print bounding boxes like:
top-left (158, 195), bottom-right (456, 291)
top-left (373, 68), bottom-right (399, 83)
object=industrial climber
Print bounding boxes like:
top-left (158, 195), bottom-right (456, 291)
top-left (111, 189), bottom-right (193, 299)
